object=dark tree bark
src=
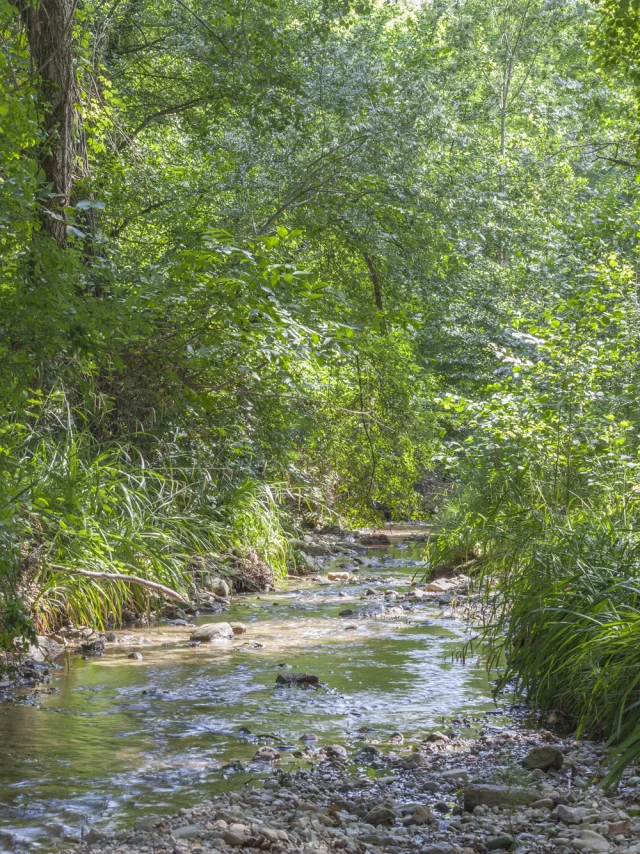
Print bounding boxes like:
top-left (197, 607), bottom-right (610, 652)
top-left (20, 0), bottom-right (77, 247)
top-left (363, 252), bottom-right (384, 312)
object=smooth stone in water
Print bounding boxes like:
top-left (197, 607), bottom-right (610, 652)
top-left (230, 622), bottom-right (247, 636)
top-left (275, 672), bottom-right (319, 687)
top-left (190, 622), bottom-right (234, 641)
top-left (29, 636), bottom-right (65, 662)
top-left (253, 746), bottom-right (280, 762)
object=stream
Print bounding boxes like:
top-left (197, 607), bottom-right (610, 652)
top-left (0, 528), bottom-right (501, 852)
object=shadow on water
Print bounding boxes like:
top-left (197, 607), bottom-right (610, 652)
top-left (0, 533), bottom-right (501, 850)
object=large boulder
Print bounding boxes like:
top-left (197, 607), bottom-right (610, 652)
top-left (190, 622), bottom-right (235, 642)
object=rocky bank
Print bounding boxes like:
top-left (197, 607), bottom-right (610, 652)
top-left (68, 718), bottom-right (640, 854)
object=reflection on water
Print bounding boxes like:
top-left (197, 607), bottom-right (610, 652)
top-left (0, 539), bottom-right (499, 850)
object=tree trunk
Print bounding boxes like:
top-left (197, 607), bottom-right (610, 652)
top-left (20, 0), bottom-right (77, 247)
top-left (363, 252), bottom-right (384, 312)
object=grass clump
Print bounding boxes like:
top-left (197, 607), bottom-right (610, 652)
top-left (0, 393), bottom-right (292, 634)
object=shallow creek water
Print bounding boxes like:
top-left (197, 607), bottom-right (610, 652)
top-left (0, 532), bottom-right (501, 851)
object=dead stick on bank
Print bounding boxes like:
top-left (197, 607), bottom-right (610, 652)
top-left (49, 565), bottom-right (188, 603)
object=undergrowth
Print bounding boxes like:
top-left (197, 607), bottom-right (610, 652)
top-left (426, 485), bottom-right (640, 787)
top-left (0, 393), bottom-right (292, 636)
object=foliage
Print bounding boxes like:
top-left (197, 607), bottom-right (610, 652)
top-left (426, 249), bottom-right (640, 782)
top-left (3, 0), bottom-right (640, 779)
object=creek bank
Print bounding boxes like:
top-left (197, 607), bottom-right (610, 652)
top-left (69, 719), bottom-right (640, 854)
top-left (0, 525), bottom-right (469, 702)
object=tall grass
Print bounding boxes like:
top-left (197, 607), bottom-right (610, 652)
top-left (426, 484), bottom-right (640, 786)
top-left (0, 395), bottom-right (291, 632)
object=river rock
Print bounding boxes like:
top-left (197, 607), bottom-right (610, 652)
top-left (553, 804), bottom-right (595, 824)
top-left (190, 622), bottom-right (234, 642)
top-left (75, 638), bottom-right (105, 656)
top-left (210, 577), bottom-right (231, 597)
top-left (221, 830), bottom-right (248, 846)
top-left (425, 580), bottom-right (454, 593)
top-left (253, 746), bottom-right (280, 762)
top-left (523, 745), bottom-right (564, 771)
top-left (230, 622), bottom-right (247, 636)
top-left (360, 534), bottom-right (391, 546)
top-left (325, 744), bottom-right (348, 760)
top-left (485, 835), bottom-right (516, 851)
top-left (327, 571), bottom-right (350, 581)
top-left (172, 824), bottom-right (205, 839)
top-left (363, 805), bottom-right (396, 826)
top-left (275, 672), bottom-right (319, 687)
top-left (464, 785), bottom-right (538, 812)
top-left (127, 652), bottom-right (143, 660)
top-left (408, 805), bottom-right (433, 825)
top-left (579, 829), bottom-right (610, 852)
top-left (29, 635), bottom-right (65, 662)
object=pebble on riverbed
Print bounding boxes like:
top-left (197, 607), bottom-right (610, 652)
top-left (67, 719), bottom-right (640, 854)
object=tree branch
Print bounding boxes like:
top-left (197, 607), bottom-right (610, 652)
top-left (49, 565), bottom-right (188, 602)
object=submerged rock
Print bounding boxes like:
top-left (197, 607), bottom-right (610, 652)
top-left (275, 672), bottom-right (319, 687)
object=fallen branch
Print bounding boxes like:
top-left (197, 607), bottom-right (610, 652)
top-left (49, 565), bottom-right (188, 603)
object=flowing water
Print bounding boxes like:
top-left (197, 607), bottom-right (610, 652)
top-left (0, 530), bottom-right (500, 851)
